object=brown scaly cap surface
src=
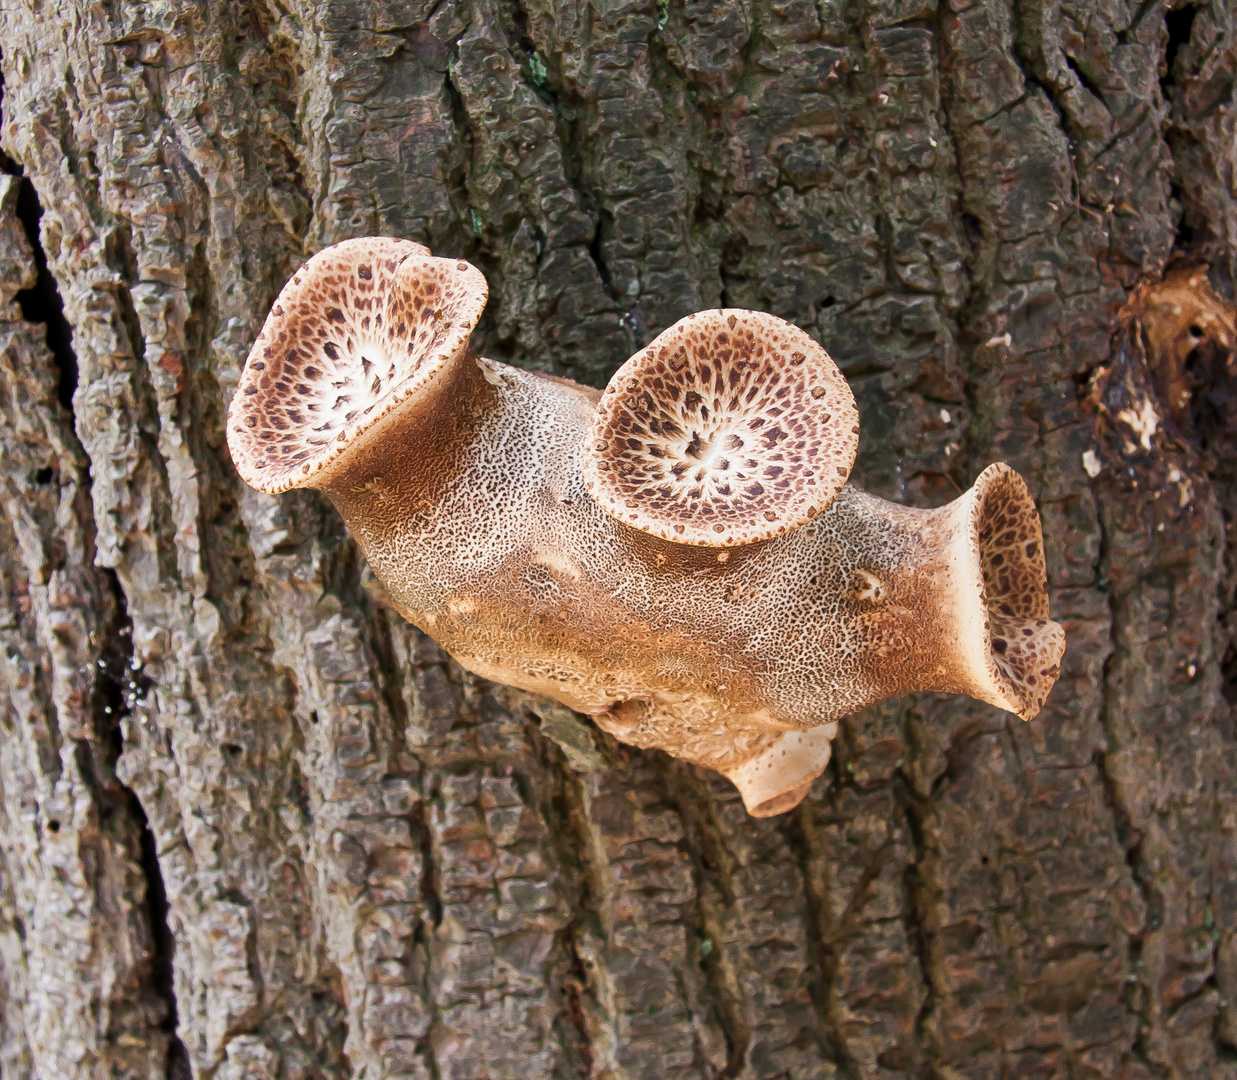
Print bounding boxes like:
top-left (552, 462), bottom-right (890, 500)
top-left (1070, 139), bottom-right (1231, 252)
top-left (582, 309), bottom-right (859, 546)
top-left (226, 237), bottom-right (488, 494)
top-left (969, 463), bottom-right (1065, 720)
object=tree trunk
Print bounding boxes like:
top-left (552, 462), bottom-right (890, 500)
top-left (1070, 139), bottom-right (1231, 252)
top-left (0, 0), bottom-right (1232, 1076)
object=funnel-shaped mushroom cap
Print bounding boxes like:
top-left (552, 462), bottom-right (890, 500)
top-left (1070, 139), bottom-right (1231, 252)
top-left (966, 463), bottom-right (1066, 720)
top-left (227, 237), bottom-right (489, 494)
top-left (583, 310), bottom-right (859, 546)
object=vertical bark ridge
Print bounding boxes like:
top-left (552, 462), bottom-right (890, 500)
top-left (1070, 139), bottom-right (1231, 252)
top-left (572, 749), bottom-right (726, 1078)
top-left (0, 162), bottom-right (172, 1076)
top-left (896, 767), bottom-right (947, 1080)
top-left (661, 761), bottom-right (757, 1078)
top-left (786, 791), bottom-right (859, 1080)
top-left (791, 710), bottom-right (929, 1080)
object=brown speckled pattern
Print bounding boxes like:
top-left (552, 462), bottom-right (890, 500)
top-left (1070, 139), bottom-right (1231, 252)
top-left (582, 310), bottom-right (859, 546)
top-left (319, 355), bottom-right (1065, 811)
top-left (972, 465), bottom-right (1064, 717)
top-left (227, 236), bottom-right (488, 494)
top-left (225, 238), bottom-right (1066, 815)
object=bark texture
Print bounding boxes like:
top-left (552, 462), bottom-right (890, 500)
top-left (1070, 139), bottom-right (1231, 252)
top-left (0, 0), bottom-right (1233, 1076)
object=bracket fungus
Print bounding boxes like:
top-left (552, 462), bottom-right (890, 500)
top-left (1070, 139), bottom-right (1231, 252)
top-left (228, 238), bottom-right (1066, 817)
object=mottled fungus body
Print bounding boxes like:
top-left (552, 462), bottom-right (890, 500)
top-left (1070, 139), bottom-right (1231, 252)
top-left (228, 238), bottom-right (1066, 817)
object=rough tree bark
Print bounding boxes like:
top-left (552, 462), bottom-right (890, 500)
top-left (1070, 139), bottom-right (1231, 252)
top-left (0, 0), bottom-right (1231, 1076)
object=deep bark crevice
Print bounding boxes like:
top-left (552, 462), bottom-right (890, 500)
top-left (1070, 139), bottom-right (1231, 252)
top-left (933, 0), bottom-right (986, 488)
top-left (897, 780), bottom-right (944, 1080)
top-left (441, 43), bottom-right (483, 259)
top-left (0, 161), bottom-right (79, 410)
top-left (1063, 50), bottom-right (1106, 107)
top-left (11, 179), bottom-right (76, 411)
top-left (516, 13), bottom-right (619, 324)
top-left (139, 811), bottom-right (192, 1080)
top-left (413, 793), bottom-right (443, 930)
top-left (1161, 5), bottom-right (1197, 99)
top-left (528, 726), bottom-right (601, 1080)
top-left (96, 571), bottom-right (190, 1077)
top-left (1092, 487), bottom-right (1163, 1069)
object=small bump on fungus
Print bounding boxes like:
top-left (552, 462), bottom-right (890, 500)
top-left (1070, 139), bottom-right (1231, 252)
top-left (228, 237), bottom-right (1066, 818)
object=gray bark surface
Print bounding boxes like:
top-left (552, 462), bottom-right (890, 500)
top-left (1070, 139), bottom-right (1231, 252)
top-left (0, 0), bottom-right (1232, 1076)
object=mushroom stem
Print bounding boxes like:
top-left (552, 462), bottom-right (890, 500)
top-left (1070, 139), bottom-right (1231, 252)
top-left (303, 362), bottom-right (1062, 816)
top-left (316, 347), bottom-right (497, 552)
top-left (627, 468), bottom-right (1064, 817)
top-left (800, 468), bottom-right (1064, 718)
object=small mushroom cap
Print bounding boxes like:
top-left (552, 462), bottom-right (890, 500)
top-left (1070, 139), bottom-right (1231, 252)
top-left (583, 309), bottom-right (859, 547)
top-left (227, 237), bottom-right (488, 495)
